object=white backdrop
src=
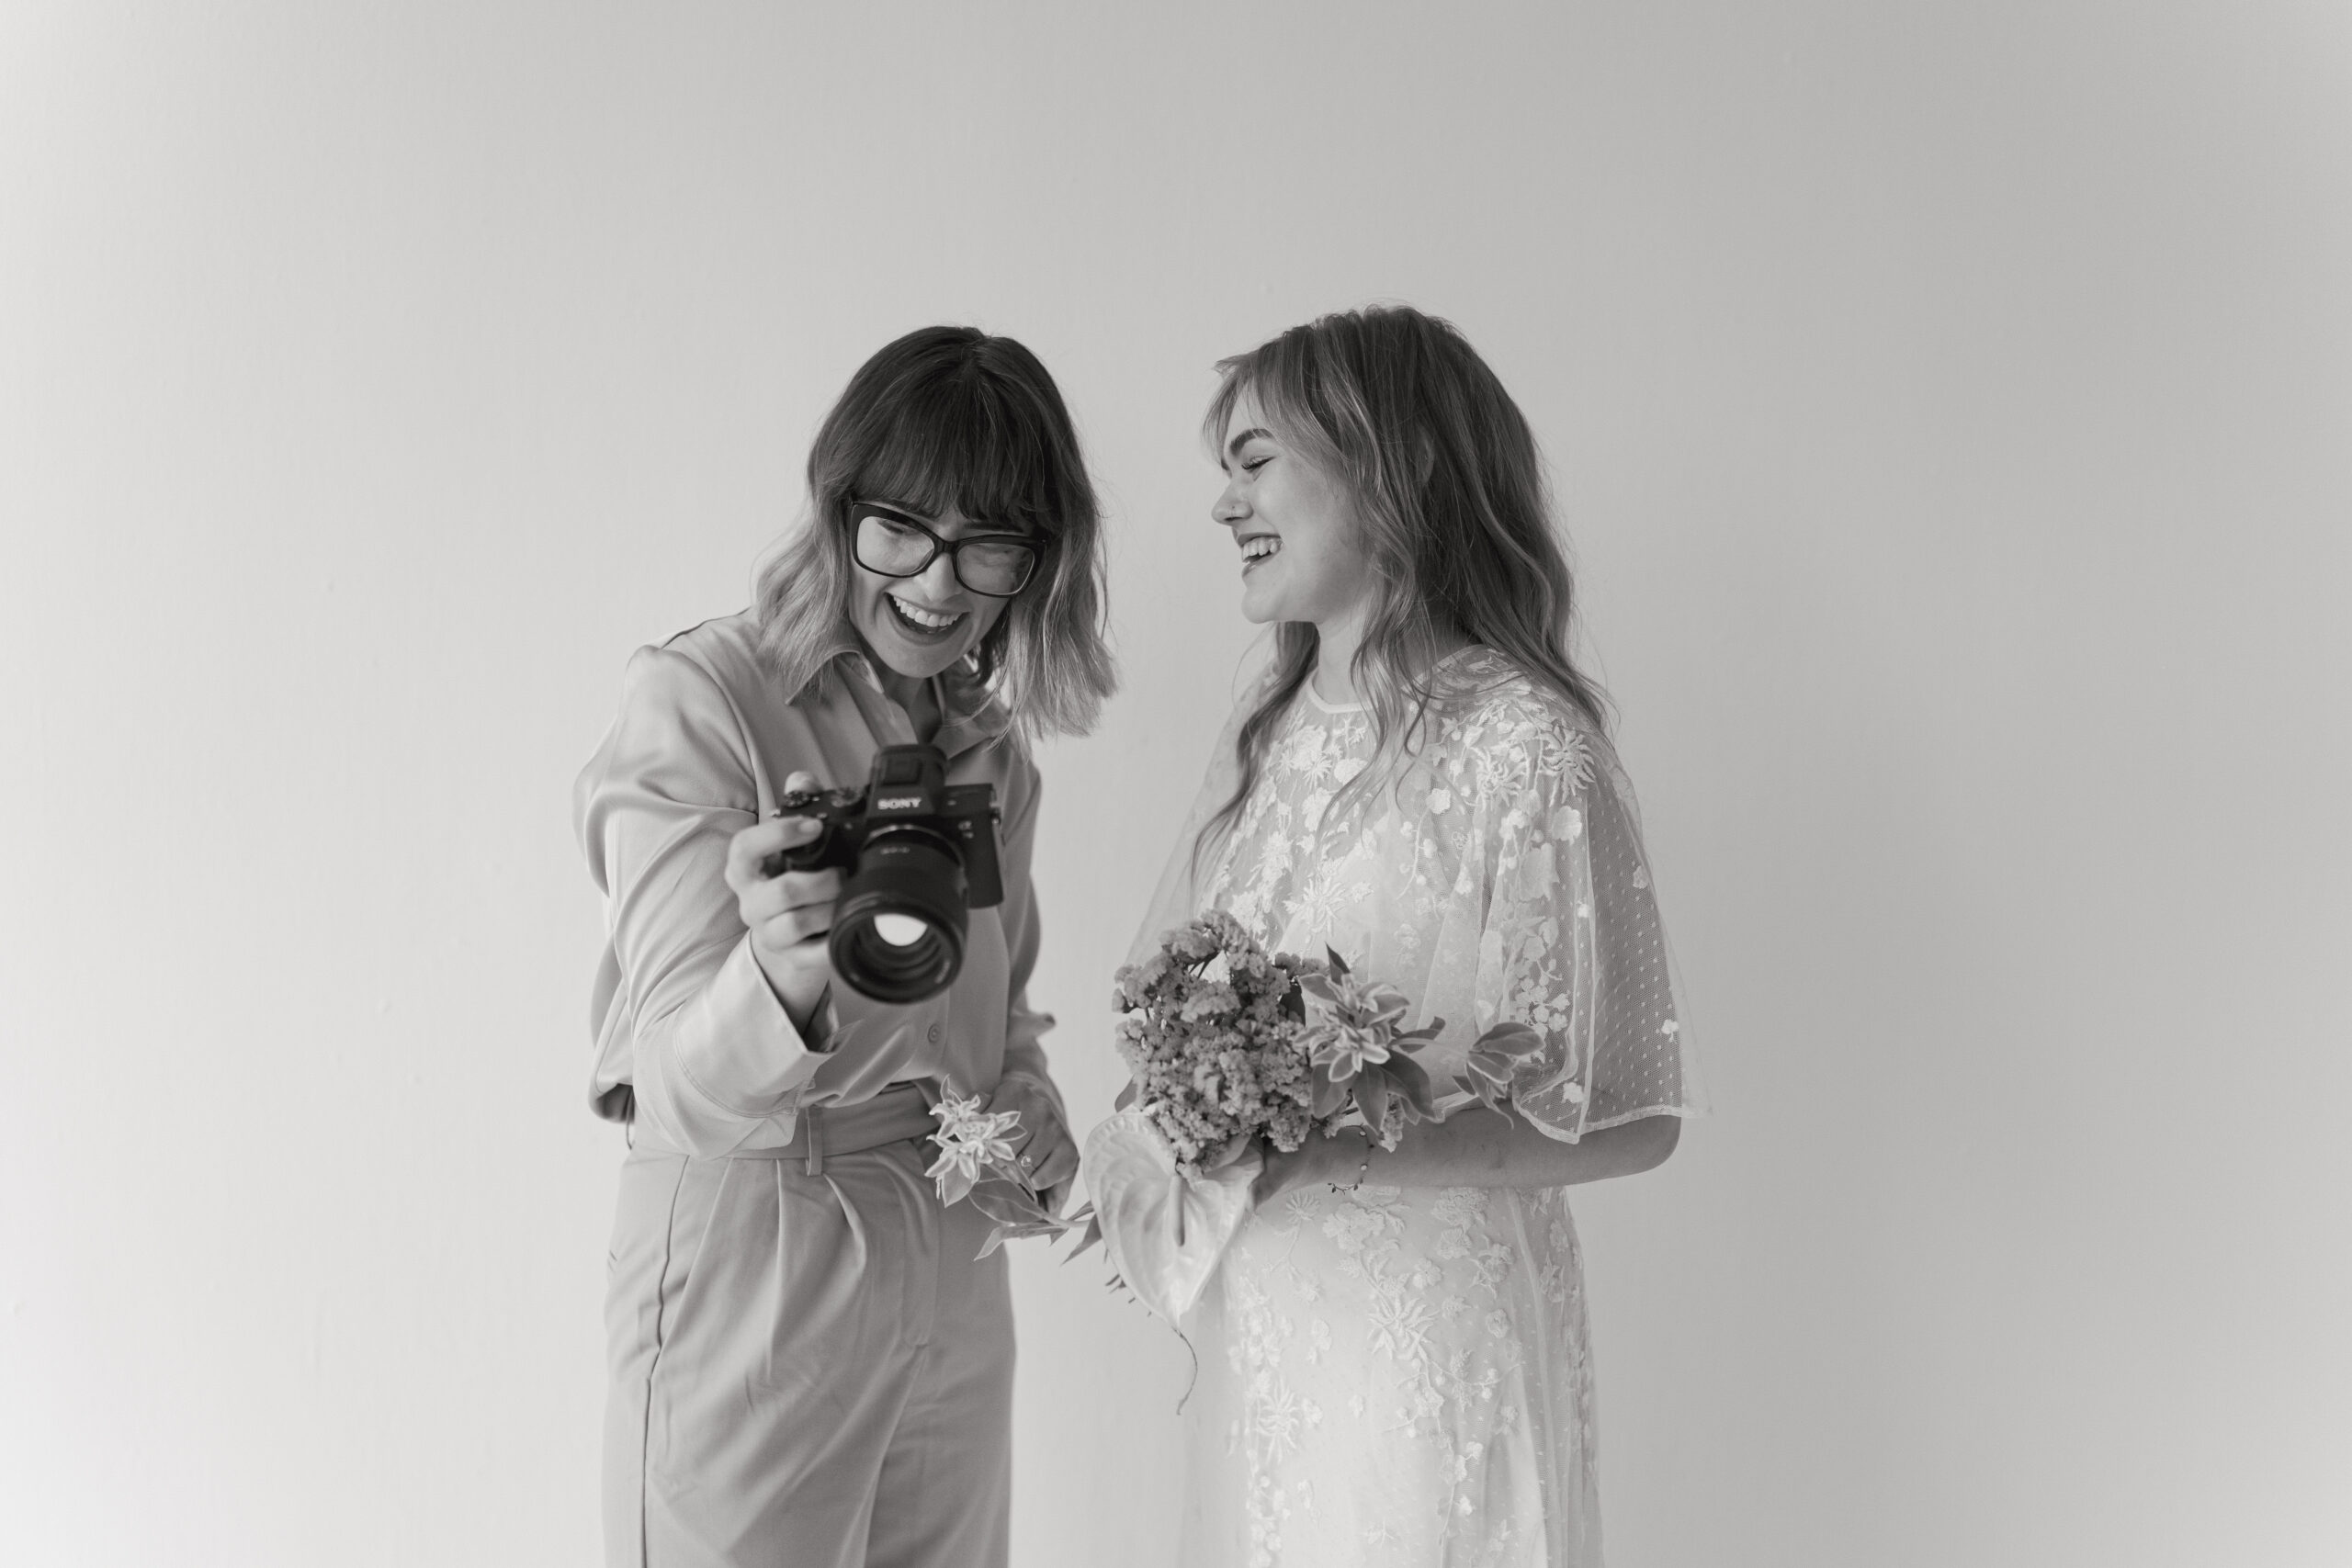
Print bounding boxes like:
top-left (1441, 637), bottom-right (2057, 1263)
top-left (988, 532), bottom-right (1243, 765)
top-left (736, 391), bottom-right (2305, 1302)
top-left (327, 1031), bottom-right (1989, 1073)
top-left (5, 3), bottom-right (2349, 1564)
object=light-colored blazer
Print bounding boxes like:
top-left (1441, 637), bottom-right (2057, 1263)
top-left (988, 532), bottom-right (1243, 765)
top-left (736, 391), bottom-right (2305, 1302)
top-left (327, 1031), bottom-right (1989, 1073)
top-left (575, 611), bottom-right (1064, 1157)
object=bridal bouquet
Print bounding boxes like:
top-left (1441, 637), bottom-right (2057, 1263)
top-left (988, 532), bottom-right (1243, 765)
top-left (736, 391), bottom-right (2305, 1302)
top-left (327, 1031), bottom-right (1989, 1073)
top-left (1076, 910), bottom-right (1544, 1323)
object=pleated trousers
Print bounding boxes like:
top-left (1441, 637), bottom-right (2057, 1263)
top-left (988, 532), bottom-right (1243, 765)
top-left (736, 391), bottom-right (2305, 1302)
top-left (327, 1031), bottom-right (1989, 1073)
top-left (604, 1131), bottom-right (1013, 1568)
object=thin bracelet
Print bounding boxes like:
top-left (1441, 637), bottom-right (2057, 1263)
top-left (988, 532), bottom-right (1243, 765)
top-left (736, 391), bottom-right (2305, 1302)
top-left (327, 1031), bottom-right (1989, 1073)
top-left (1331, 1130), bottom-right (1373, 1193)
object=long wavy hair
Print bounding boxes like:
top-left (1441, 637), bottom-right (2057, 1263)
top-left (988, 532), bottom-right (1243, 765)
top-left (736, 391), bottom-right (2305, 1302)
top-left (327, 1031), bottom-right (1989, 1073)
top-left (1198, 304), bottom-right (1610, 855)
top-left (755, 325), bottom-right (1116, 741)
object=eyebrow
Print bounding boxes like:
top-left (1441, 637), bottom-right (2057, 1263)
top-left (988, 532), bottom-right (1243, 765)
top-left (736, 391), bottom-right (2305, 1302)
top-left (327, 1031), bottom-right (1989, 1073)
top-left (865, 498), bottom-right (1035, 539)
top-left (1225, 426), bottom-right (1274, 461)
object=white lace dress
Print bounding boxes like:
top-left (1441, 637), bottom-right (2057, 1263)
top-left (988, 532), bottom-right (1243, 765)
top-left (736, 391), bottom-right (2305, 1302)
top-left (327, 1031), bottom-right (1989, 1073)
top-left (1138, 650), bottom-right (1702, 1568)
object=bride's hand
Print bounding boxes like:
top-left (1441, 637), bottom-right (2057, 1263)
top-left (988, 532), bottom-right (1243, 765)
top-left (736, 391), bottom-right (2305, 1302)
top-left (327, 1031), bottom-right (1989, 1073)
top-left (1252, 1127), bottom-right (1374, 1206)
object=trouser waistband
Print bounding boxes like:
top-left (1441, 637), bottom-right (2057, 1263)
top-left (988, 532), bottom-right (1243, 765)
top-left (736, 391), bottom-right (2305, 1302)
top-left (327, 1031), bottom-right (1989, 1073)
top-left (634, 1083), bottom-right (938, 1175)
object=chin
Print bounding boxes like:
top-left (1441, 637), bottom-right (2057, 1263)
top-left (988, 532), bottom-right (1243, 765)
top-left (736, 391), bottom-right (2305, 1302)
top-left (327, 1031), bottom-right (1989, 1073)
top-left (889, 649), bottom-right (960, 681)
top-left (859, 613), bottom-right (972, 682)
top-left (888, 642), bottom-right (971, 682)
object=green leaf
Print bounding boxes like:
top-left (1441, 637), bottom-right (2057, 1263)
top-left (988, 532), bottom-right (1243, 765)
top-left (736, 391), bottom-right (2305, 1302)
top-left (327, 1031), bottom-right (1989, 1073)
top-left (1471, 1020), bottom-right (1545, 1060)
top-left (1311, 1061), bottom-right (1351, 1120)
top-left (1324, 945), bottom-right (1351, 977)
top-left (968, 1179), bottom-right (1054, 1228)
top-left (1384, 1052), bottom-right (1439, 1121)
top-left (1393, 1018), bottom-right (1446, 1054)
top-left (1355, 1066), bottom-right (1392, 1132)
top-left (967, 1178), bottom-right (1081, 1256)
top-left (1062, 1212), bottom-right (1105, 1264)
top-left (933, 1166), bottom-right (978, 1206)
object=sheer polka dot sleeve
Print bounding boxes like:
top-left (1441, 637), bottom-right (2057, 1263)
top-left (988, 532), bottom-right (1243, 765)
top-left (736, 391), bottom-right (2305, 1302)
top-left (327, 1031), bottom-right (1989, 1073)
top-left (1470, 703), bottom-right (1704, 1142)
top-left (1149, 648), bottom-right (1704, 1149)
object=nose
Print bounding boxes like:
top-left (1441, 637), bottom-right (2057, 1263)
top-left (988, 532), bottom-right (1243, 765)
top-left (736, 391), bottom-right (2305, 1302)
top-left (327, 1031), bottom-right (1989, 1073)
top-left (915, 551), bottom-right (962, 601)
top-left (1212, 478), bottom-right (1249, 527)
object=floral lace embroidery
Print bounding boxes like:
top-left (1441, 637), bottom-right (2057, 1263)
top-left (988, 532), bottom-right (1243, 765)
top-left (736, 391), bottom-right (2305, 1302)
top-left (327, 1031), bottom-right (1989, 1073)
top-left (1176, 650), bottom-right (1689, 1568)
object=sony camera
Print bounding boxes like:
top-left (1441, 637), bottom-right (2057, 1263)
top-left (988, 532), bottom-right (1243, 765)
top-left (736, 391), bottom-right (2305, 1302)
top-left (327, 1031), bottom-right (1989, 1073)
top-left (762, 743), bottom-right (1003, 1004)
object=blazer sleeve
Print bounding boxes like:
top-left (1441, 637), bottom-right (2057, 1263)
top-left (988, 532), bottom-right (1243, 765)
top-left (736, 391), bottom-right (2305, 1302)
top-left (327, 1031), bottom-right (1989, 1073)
top-left (575, 644), bottom-right (831, 1155)
top-left (989, 756), bottom-right (1068, 1122)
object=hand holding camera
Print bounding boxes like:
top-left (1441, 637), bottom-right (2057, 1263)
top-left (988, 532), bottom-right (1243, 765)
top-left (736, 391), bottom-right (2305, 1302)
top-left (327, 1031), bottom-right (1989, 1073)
top-left (726, 772), bottom-right (844, 1033)
top-left (727, 744), bottom-right (1004, 1022)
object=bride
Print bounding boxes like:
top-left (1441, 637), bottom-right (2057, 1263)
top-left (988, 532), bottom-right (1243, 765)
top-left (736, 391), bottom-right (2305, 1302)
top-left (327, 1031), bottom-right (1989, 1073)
top-left (1132, 305), bottom-right (1703, 1567)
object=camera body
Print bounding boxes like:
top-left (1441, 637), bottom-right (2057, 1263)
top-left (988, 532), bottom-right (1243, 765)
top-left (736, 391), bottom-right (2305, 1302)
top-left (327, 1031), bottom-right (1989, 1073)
top-left (763, 744), bottom-right (1002, 1003)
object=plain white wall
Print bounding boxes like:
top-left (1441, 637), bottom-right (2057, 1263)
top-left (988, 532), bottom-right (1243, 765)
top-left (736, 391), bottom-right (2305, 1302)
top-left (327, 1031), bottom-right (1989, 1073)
top-left (5, 2), bottom-right (2348, 1563)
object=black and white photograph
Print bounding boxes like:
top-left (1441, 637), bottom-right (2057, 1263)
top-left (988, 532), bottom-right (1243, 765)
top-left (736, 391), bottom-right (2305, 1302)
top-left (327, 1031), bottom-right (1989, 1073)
top-left (4, 4), bottom-right (2347, 1565)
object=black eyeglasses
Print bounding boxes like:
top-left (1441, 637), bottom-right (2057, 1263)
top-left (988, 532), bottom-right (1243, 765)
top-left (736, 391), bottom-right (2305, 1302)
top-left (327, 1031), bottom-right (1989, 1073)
top-left (848, 500), bottom-right (1043, 598)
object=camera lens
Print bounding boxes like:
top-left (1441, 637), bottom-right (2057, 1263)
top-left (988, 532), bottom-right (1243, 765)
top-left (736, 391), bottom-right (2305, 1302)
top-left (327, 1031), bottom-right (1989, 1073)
top-left (869, 914), bottom-right (930, 948)
top-left (827, 832), bottom-right (969, 1003)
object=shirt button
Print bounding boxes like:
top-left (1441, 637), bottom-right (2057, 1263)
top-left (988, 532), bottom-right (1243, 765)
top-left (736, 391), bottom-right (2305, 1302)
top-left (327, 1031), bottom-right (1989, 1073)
top-left (926, 1023), bottom-right (942, 1044)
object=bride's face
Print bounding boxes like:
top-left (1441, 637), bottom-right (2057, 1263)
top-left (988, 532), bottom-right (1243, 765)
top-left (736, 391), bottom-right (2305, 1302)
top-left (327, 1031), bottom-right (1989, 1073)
top-left (1213, 390), bottom-right (1378, 630)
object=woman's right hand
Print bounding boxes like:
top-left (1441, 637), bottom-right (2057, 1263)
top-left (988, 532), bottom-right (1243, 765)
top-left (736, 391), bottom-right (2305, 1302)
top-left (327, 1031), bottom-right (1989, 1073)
top-left (724, 771), bottom-right (842, 1034)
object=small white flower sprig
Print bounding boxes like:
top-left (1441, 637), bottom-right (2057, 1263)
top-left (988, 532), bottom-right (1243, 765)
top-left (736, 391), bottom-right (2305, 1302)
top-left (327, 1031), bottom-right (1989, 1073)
top-left (925, 1092), bottom-right (1020, 1202)
top-left (926, 1091), bottom-right (1074, 1258)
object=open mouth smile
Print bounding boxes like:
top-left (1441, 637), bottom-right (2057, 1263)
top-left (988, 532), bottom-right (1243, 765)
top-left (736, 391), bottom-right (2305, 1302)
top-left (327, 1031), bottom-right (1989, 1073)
top-left (1238, 533), bottom-right (1282, 571)
top-left (886, 592), bottom-right (967, 637)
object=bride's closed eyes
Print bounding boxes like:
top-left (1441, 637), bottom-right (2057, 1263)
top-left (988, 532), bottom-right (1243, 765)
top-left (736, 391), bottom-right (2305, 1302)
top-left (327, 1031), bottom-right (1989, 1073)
top-left (1210, 394), bottom-right (1376, 633)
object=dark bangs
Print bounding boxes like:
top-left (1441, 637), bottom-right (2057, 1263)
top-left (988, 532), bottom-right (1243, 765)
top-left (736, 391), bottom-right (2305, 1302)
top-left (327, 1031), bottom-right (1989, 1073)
top-left (818, 330), bottom-right (1079, 541)
top-left (763, 323), bottom-right (1116, 739)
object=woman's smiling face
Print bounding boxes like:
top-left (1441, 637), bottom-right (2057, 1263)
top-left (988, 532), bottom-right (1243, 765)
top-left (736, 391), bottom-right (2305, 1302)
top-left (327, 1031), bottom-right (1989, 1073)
top-left (845, 502), bottom-right (1018, 682)
top-left (1212, 389), bottom-right (1377, 630)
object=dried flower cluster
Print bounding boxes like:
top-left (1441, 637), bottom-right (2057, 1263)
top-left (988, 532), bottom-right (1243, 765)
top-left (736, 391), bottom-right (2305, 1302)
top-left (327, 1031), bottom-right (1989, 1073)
top-left (1113, 912), bottom-right (1553, 1181)
top-left (1111, 911), bottom-right (1328, 1177)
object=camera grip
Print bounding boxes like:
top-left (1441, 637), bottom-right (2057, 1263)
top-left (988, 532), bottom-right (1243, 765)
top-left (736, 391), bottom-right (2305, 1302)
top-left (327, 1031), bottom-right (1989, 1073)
top-left (760, 790), bottom-right (854, 879)
top-left (757, 842), bottom-right (812, 880)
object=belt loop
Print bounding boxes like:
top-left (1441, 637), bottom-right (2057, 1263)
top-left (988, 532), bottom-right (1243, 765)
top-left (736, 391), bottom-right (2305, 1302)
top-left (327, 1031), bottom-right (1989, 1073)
top-left (803, 1105), bottom-right (826, 1176)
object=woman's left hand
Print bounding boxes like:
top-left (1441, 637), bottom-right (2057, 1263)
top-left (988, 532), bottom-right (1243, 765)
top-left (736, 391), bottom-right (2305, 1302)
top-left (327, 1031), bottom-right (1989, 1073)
top-left (1252, 1126), bottom-right (1374, 1206)
top-left (984, 1077), bottom-right (1080, 1207)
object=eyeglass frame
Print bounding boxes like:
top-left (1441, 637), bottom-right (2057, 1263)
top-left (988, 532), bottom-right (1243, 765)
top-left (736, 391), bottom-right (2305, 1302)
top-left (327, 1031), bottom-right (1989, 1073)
top-left (844, 498), bottom-right (1046, 599)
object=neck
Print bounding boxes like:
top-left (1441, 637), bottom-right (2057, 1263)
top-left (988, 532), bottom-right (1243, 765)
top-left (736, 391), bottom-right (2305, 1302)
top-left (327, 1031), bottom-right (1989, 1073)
top-left (879, 668), bottom-right (943, 745)
top-left (1310, 611), bottom-right (1471, 706)
top-left (1308, 604), bottom-right (1370, 705)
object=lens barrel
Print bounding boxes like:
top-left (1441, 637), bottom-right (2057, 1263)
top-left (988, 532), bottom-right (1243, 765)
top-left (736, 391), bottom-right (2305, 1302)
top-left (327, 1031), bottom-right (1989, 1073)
top-left (826, 831), bottom-right (969, 1003)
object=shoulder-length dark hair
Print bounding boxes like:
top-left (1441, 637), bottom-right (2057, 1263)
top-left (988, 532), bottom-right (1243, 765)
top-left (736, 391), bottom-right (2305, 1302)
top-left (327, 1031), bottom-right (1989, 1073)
top-left (1199, 304), bottom-right (1611, 851)
top-left (755, 325), bottom-right (1116, 740)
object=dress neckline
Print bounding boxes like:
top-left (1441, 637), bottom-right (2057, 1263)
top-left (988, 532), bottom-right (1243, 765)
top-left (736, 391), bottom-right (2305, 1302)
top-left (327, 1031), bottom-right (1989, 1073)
top-left (1300, 644), bottom-right (1492, 718)
top-left (1301, 681), bottom-right (1366, 716)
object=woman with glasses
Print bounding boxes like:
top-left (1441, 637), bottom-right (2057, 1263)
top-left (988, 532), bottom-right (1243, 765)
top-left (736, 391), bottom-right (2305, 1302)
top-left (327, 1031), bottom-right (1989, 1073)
top-left (576, 326), bottom-right (1114, 1568)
